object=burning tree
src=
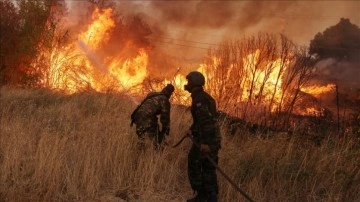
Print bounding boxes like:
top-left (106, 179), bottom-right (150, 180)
top-left (0, 0), bottom-right (66, 87)
top-left (42, 6), bottom-right (154, 95)
top-left (199, 33), bottom-right (317, 128)
top-left (0, 1), bottom-right (153, 94)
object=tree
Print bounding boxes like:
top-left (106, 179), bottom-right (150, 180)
top-left (202, 33), bottom-right (315, 128)
top-left (309, 18), bottom-right (360, 61)
top-left (0, 0), bottom-right (67, 86)
top-left (0, 0), bottom-right (21, 85)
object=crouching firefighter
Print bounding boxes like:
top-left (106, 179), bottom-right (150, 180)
top-left (130, 84), bottom-right (175, 150)
top-left (184, 71), bottom-right (221, 202)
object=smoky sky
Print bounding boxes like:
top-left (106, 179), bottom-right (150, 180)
top-left (66, 1), bottom-right (360, 57)
top-left (111, 1), bottom-right (359, 42)
top-left (109, 1), bottom-right (359, 61)
top-left (66, 1), bottom-right (360, 84)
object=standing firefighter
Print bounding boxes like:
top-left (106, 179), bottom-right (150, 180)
top-left (130, 84), bottom-right (174, 150)
top-left (184, 71), bottom-right (221, 202)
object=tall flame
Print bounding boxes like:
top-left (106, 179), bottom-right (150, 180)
top-left (79, 8), bottom-right (115, 49)
top-left (48, 8), bottom-right (148, 94)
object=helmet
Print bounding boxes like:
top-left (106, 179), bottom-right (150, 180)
top-left (161, 84), bottom-right (175, 97)
top-left (186, 71), bottom-right (205, 86)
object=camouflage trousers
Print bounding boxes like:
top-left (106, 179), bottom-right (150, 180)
top-left (135, 125), bottom-right (165, 150)
top-left (188, 144), bottom-right (219, 194)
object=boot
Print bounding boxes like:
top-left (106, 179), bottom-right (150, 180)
top-left (186, 191), bottom-right (207, 202)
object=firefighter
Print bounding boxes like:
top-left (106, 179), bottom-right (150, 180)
top-left (184, 71), bottom-right (221, 202)
top-left (130, 84), bottom-right (174, 150)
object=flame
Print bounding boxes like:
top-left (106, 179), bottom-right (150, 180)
top-left (79, 8), bottom-right (115, 49)
top-left (299, 107), bottom-right (321, 116)
top-left (108, 49), bottom-right (148, 89)
top-left (301, 83), bottom-right (335, 96)
top-left (196, 51), bottom-right (289, 113)
top-left (164, 73), bottom-right (189, 104)
top-left (241, 50), bottom-right (287, 102)
top-left (48, 8), bottom-right (148, 94)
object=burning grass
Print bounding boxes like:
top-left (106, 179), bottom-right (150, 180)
top-left (0, 87), bottom-right (359, 202)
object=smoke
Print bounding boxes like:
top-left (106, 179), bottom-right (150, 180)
top-left (315, 58), bottom-right (360, 90)
top-left (112, 1), bottom-right (360, 42)
top-left (64, 1), bottom-right (360, 81)
top-left (111, 1), bottom-right (359, 69)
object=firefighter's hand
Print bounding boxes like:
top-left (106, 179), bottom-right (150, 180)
top-left (200, 144), bottom-right (210, 153)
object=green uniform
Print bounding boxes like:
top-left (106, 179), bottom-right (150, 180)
top-left (188, 86), bottom-right (221, 195)
top-left (132, 92), bottom-right (171, 147)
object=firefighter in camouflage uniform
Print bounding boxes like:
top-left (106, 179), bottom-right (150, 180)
top-left (184, 71), bottom-right (222, 202)
top-left (131, 84), bottom-right (174, 150)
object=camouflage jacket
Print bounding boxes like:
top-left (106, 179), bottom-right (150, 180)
top-left (190, 87), bottom-right (221, 150)
top-left (132, 92), bottom-right (171, 135)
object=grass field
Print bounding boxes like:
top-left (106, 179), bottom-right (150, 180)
top-left (0, 87), bottom-right (359, 202)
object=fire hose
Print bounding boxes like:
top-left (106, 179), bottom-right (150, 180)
top-left (172, 134), bottom-right (256, 202)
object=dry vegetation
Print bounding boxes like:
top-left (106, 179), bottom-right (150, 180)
top-left (0, 87), bottom-right (359, 202)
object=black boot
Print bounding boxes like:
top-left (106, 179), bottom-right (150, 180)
top-left (186, 191), bottom-right (207, 202)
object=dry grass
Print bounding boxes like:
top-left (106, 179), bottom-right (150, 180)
top-left (1, 87), bottom-right (359, 202)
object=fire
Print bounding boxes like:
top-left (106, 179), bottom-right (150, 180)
top-left (299, 107), bottom-right (322, 116)
top-left (196, 51), bottom-right (289, 113)
top-left (164, 73), bottom-right (190, 104)
top-left (241, 50), bottom-right (288, 102)
top-left (43, 6), bottom-right (334, 117)
top-left (48, 8), bottom-right (148, 94)
top-left (79, 8), bottom-right (115, 49)
top-left (108, 49), bottom-right (148, 89)
top-left (301, 83), bottom-right (335, 96)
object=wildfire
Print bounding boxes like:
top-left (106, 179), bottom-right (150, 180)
top-left (241, 50), bottom-right (288, 102)
top-left (196, 50), bottom-right (290, 113)
top-left (43, 7), bottom-right (334, 117)
top-left (48, 8), bottom-right (148, 94)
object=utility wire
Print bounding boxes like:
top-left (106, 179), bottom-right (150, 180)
top-left (149, 35), bottom-right (219, 46)
top-left (151, 39), bottom-right (210, 50)
top-left (147, 32), bottom-right (360, 52)
top-left (149, 36), bottom-right (360, 52)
